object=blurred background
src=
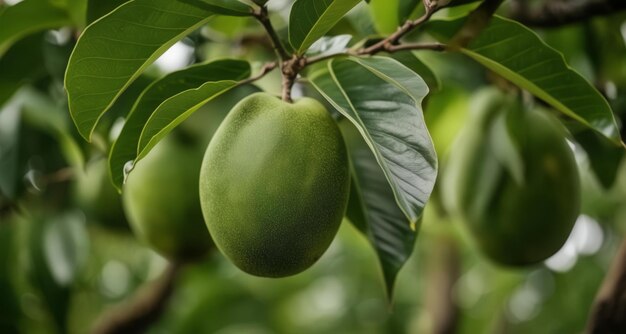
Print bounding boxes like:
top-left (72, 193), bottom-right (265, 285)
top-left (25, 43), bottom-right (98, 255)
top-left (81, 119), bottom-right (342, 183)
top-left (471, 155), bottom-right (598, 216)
top-left (1, 0), bottom-right (626, 333)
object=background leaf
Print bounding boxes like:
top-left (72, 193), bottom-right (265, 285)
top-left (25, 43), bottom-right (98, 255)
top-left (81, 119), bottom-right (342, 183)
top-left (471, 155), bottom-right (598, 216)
top-left (65, 0), bottom-right (214, 141)
top-left (289, 0), bottom-right (361, 54)
top-left (109, 59), bottom-right (250, 190)
top-left (310, 56), bottom-right (437, 226)
top-left (0, 100), bottom-right (22, 199)
top-left (341, 120), bottom-right (417, 299)
top-left (426, 16), bottom-right (622, 144)
top-left (0, 33), bottom-right (46, 109)
top-left (0, 0), bottom-right (71, 56)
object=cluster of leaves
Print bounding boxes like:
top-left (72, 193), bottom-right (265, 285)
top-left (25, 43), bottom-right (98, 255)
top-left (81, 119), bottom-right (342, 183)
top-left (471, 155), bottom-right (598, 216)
top-left (1, 0), bottom-right (624, 304)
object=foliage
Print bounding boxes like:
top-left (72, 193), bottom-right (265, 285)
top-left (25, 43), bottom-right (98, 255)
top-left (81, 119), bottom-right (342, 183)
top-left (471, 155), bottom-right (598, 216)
top-left (0, 0), bottom-right (625, 333)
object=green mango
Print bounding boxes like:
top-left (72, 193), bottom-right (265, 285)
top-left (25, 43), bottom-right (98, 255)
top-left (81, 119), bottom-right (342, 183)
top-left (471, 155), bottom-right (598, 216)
top-left (200, 93), bottom-right (350, 277)
top-left (444, 89), bottom-right (580, 266)
top-left (123, 133), bottom-right (213, 260)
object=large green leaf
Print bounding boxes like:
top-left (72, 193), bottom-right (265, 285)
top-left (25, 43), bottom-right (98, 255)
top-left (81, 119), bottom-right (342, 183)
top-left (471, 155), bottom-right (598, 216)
top-left (390, 51), bottom-right (440, 93)
top-left (0, 34), bottom-right (46, 109)
top-left (341, 120), bottom-right (417, 300)
top-left (0, 0), bottom-right (71, 57)
top-left (109, 59), bottom-right (250, 190)
top-left (289, 0), bottom-right (361, 55)
top-left (65, 0), bottom-right (214, 141)
top-left (86, 0), bottom-right (129, 24)
top-left (426, 16), bottom-right (622, 144)
top-left (179, 0), bottom-right (252, 16)
top-left (310, 56), bottom-right (437, 226)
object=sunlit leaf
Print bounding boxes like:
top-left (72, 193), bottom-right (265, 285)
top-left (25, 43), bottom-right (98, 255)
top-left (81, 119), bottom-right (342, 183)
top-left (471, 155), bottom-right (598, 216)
top-left (426, 16), bottom-right (622, 144)
top-left (109, 59), bottom-right (250, 190)
top-left (289, 0), bottom-right (361, 54)
top-left (179, 0), bottom-right (252, 16)
top-left (65, 0), bottom-right (214, 141)
top-left (341, 121), bottom-right (417, 300)
top-left (310, 56), bottom-right (437, 298)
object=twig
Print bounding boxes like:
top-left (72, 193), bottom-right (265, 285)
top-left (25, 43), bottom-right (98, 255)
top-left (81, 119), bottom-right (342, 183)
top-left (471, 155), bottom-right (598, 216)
top-left (511, 0), bottom-right (626, 28)
top-left (253, 6), bottom-right (289, 61)
top-left (305, 42), bottom-right (447, 67)
top-left (586, 238), bottom-right (626, 333)
top-left (358, 0), bottom-right (440, 55)
top-left (91, 262), bottom-right (182, 334)
top-left (239, 62), bottom-right (277, 86)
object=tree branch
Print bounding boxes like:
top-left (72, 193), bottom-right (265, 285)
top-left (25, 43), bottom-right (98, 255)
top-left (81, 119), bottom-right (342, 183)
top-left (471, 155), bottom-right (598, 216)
top-left (511, 0), bottom-right (626, 28)
top-left (586, 238), bottom-right (626, 333)
top-left (253, 6), bottom-right (289, 61)
top-left (304, 42), bottom-right (446, 67)
top-left (358, 0), bottom-right (440, 55)
top-left (91, 262), bottom-right (182, 334)
top-left (239, 62), bottom-right (277, 86)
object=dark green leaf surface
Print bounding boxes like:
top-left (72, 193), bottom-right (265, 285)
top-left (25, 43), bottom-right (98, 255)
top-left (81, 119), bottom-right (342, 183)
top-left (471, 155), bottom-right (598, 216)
top-left (426, 16), bottom-right (622, 144)
top-left (0, 0), bottom-right (71, 56)
top-left (310, 56), bottom-right (437, 225)
top-left (109, 60), bottom-right (250, 190)
top-left (391, 51), bottom-right (440, 93)
top-left (289, 0), bottom-right (361, 54)
top-left (178, 0), bottom-right (252, 16)
top-left (65, 0), bottom-right (214, 141)
top-left (0, 34), bottom-right (46, 109)
top-left (573, 128), bottom-right (624, 189)
top-left (86, 0), bottom-right (129, 24)
top-left (341, 121), bottom-right (417, 300)
top-left (398, 0), bottom-right (420, 23)
top-left (310, 57), bottom-right (436, 297)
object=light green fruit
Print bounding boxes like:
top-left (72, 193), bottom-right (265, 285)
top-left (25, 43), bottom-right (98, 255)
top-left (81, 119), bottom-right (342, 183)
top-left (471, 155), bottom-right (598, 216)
top-left (200, 93), bottom-right (350, 277)
top-left (444, 89), bottom-right (580, 266)
top-left (123, 133), bottom-right (212, 260)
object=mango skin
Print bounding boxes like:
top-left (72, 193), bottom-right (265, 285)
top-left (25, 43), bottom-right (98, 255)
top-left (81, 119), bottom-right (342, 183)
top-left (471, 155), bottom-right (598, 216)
top-left (445, 90), bottom-right (580, 266)
top-left (200, 93), bottom-right (350, 278)
top-left (123, 134), bottom-right (213, 260)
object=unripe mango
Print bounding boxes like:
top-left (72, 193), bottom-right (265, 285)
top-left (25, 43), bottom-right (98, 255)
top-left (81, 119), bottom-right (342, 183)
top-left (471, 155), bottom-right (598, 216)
top-left (200, 93), bottom-right (350, 277)
top-left (444, 89), bottom-right (580, 266)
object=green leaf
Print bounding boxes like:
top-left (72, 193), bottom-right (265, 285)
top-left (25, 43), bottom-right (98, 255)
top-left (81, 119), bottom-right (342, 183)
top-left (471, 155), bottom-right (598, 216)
top-left (109, 59), bottom-right (250, 190)
top-left (179, 0), bottom-right (252, 16)
top-left (341, 120), bottom-right (417, 300)
top-left (398, 0), bottom-right (420, 23)
top-left (0, 0), bottom-right (71, 57)
top-left (441, 0), bottom-right (482, 7)
top-left (426, 16), bottom-right (622, 144)
top-left (65, 0), bottom-right (214, 141)
top-left (0, 100), bottom-right (22, 199)
top-left (86, 0), bottom-right (129, 24)
top-left (289, 0), bottom-right (361, 55)
top-left (309, 56), bottom-right (438, 226)
top-left (572, 127), bottom-right (624, 189)
top-left (0, 33), bottom-right (46, 109)
top-left (390, 51), bottom-right (440, 93)
top-left (18, 88), bottom-right (84, 170)
top-left (136, 80), bottom-right (249, 159)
